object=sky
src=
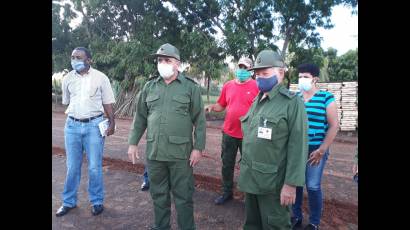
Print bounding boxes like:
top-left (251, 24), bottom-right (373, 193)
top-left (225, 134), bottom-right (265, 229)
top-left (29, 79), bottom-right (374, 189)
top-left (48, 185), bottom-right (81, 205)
top-left (316, 5), bottom-right (358, 55)
top-left (58, 1), bottom-right (357, 56)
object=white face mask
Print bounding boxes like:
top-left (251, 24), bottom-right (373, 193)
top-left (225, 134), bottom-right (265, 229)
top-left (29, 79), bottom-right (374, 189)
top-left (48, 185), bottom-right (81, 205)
top-left (158, 63), bottom-right (175, 79)
top-left (298, 78), bottom-right (313, 92)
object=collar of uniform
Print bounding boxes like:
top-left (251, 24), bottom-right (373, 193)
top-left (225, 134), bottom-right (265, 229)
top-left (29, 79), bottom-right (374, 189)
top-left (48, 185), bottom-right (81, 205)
top-left (154, 75), bottom-right (161, 83)
top-left (264, 83), bottom-right (282, 100)
top-left (175, 72), bottom-right (184, 83)
top-left (155, 72), bottom-right (183, 84)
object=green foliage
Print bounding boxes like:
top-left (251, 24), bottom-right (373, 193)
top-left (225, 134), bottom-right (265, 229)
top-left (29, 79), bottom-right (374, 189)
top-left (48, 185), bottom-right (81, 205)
top-left (327, 48), bottom-right (358, 82)
top-left (220, 0), bottom-right (276, 59)
top-left (288, 46), bottom-right (357, 83)
top-left (52, 0), bottom-right (357, 114)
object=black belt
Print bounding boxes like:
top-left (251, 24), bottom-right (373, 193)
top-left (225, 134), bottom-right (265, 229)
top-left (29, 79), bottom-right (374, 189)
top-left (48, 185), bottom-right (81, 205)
top-left (69, 114), bottom-right (103, 123)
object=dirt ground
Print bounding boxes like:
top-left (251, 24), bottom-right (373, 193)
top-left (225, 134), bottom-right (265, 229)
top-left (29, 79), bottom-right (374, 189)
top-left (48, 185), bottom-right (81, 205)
top-left (52, 103), bottom-right (358, 229)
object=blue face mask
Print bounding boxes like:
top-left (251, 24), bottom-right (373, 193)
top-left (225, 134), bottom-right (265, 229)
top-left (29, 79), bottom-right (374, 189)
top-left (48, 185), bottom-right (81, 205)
top-left (235, 69), bottom-right (251, 82)
top-left (71, 59), bottom-right (87, 72)
top-left (256, 75), bottom-right (278, 92)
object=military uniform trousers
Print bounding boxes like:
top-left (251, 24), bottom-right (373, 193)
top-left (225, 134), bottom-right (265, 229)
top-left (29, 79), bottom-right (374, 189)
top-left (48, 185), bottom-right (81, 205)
top-left (148, 159), bottom-right (195, 230)
top-left (243, 193), bottom-right (291, 230)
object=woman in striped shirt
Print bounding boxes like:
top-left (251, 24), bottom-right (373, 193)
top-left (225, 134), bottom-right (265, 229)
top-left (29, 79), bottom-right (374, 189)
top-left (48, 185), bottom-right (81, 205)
top-left (291, 63), bottom-right (339, 230)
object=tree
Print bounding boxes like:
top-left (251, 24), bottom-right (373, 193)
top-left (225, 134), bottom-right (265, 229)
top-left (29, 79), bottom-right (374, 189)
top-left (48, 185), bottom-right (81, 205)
top-left (160, 0), bottom-right (227, 102)
top-left (52, 2), bottom-right (77, 72)
top-left (272, 0), bottom-right (357, 88)
top-left (180, 29), bottom-right (226, 103)
top-left (326, 48), bottom-right (357, 82)
top-left (216, 0), bottom-right (276, 60)
top-left (52, 0), bottom-right (358, 116)
top-left (288, 45), bottom-right (326, 83)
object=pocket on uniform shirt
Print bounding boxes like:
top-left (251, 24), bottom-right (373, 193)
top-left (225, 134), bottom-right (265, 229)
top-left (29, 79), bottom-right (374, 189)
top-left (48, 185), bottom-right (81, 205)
top-left (251, 161), bottom-right (278, 192)
top-left (172, 95), bottom-right (190, 115)
top-left (258, 116), bottom-right (279, 128)
top-left (167, 135), bottom-right (191, 159)
top-left (146, 94), bottom-right (161, 111)
top-left (254, 116), bottom-right (279, 141)
top-left (145, 135), bottom-right (155, 158)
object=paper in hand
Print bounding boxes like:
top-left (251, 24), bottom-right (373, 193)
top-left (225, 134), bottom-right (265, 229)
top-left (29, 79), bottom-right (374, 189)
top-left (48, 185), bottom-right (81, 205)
top-left (98, 119), bottom-right (110, 136)
top-left (132, 151), bottom-right (136, 164)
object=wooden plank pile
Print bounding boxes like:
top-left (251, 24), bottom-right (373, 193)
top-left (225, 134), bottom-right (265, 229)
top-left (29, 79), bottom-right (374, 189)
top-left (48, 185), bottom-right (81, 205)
top-left (289, 84), bottom-right (299, 92)
top-left (318, 83), bottom-right (342, 120)
top-left (340, 81), bottom-right (358, 131)
top-left (288, 82), bottom-right (358, 131)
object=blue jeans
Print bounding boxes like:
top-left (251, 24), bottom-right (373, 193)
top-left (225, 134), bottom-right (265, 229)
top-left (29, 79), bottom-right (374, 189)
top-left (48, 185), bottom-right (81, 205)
top-left (292, 145), bottom-right (329, 226)
top-left (143, 166), bottom-right (149, 184)
top-left (62, 116), bottom-right (105, 207)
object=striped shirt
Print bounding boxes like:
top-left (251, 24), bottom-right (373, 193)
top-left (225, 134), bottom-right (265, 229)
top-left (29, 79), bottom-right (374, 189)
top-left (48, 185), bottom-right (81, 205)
top-left (298, 90), bottom-right (335, 146)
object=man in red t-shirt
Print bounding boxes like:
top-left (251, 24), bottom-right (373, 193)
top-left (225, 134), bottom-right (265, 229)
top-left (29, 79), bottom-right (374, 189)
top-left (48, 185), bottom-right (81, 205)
top-left (205, 57), bottom-right (259, 205)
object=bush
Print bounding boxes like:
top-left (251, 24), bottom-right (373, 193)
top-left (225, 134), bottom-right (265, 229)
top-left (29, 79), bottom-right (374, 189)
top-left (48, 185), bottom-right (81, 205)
top-left (52, 79), bottom-right (62, 95)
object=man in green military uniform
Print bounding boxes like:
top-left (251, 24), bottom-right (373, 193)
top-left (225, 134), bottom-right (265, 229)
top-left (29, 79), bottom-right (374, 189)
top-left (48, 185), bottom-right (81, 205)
top-left (238, 50), bottom-right (308, 229)
top-left (127, 43), bottom-right (206, 230)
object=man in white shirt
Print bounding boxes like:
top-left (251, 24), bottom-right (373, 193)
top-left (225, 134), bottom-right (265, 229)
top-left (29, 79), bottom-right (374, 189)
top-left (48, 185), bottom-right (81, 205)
top-left (56, 47), bottom-right (116, 217)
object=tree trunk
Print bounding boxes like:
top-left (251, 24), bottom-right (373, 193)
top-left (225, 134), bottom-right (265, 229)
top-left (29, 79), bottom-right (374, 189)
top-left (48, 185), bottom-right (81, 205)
top-left (282, 38), bottom-right (291, 89)
top-left (207, 76), bottom-right (210, 104)
top-left (281, 26), bottom-right (294, 89)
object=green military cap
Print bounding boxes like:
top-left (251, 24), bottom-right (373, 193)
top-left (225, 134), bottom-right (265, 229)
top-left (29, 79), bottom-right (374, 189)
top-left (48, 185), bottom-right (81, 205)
top-left (249, 50), bottom-right (285, 70)
top-left (151, 43), bottom-right (180, 61)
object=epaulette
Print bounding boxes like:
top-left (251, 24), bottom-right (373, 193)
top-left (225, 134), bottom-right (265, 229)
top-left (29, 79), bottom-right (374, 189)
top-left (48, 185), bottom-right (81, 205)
top-left (184, 76), bottom-right (198, 85)
top-left (148, 75), bottom-right (159, 81)
top-left (279, 87), bottom-right (296, 99)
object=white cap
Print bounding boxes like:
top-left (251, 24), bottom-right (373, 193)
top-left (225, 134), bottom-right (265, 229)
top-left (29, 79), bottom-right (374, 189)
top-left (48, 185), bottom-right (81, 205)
top-left (238, 57), bottom-right (253, 69)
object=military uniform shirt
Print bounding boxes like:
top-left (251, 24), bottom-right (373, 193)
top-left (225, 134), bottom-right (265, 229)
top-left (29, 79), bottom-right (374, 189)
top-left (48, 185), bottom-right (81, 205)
top-left (238, 84), bottom-right (308, 195)
top-left (128, 73), bottom-right (206, 161)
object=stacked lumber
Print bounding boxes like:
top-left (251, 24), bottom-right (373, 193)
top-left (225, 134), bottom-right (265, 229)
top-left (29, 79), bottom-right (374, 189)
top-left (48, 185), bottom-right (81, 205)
top-left (317, 83), bottom-right (342, 120)
top-left (289, 84), bottom-right (299, 93)
top-left (287, 82), bottom-right (358, 131)
top-left (340, 82), bottom-right (358, 131)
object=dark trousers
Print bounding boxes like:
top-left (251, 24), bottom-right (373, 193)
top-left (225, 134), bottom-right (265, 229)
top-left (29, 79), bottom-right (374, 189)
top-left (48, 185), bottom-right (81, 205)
top-left (221, 132), bottom-right (242, 194)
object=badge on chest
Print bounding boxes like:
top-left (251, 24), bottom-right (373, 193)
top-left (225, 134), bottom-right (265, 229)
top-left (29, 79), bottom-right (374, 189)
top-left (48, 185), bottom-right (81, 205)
top-left (257, 117), bottom-right (272, 140)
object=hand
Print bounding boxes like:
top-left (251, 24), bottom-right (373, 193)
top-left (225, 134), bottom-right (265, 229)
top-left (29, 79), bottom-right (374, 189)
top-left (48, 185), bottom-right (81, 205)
top-left (352, 163), bottom-right (358, 174)
top-left (105, 122), bottom-right (115, 136)
top-left (307, 148), bottom-right (325, 166)
top-left (280, 184), bottom-right (296, 206)
top-left (189, 149), bottom-right (202, 167)
top-left (127, 145), bottom-right (139, 164)
top-left (205, 105), bottom-right (213, 113)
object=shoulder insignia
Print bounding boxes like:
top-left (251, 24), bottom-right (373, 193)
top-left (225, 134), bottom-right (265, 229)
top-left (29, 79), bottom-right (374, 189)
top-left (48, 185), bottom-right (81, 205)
top-left (184, 76), bottom-right (198, 85)
top-left (279, 87), bottom-right (296, 99)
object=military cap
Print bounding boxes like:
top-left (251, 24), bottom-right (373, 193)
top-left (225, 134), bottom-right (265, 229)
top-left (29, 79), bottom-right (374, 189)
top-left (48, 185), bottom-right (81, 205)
top-left (151, 43), bottom-right (180, 61)
top-left (249, 50), bottom-right (285, 70)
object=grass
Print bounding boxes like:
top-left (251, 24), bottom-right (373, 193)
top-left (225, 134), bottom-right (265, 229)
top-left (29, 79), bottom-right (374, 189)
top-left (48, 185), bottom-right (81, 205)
top-left (202, 95), bottom-right (219, 106)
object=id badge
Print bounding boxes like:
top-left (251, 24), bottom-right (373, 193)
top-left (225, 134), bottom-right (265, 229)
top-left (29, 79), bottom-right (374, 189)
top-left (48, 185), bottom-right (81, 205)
top-left (257, 118), bottom-right (272, 140)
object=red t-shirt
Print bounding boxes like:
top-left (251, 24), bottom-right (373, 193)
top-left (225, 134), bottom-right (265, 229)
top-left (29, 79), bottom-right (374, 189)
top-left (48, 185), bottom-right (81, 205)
top-left (217, 79), bottom-right (259, 138)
